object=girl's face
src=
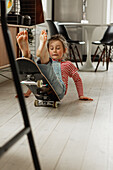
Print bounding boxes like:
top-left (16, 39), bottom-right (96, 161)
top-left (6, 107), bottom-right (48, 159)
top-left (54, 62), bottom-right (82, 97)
top-left (48, 40), bottom-right (65, 60)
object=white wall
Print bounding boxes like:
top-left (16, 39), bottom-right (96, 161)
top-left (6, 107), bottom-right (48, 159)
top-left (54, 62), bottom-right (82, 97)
top-left (54, 0), bottom-right (82, 22)
top-left (87, 0), bottom-right (107, 24)
top-left (44, 0), bottom-right (52, 20)
top-left (83, 0), bottom-right (110, 54)
top-left (110, 0), bottom-right (113, 23)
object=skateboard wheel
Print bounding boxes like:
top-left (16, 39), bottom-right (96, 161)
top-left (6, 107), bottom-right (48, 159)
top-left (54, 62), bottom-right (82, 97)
top-left (53, 101), bottom-right (57, 108)
top-left (34, 100), bottom-right (39, 107)
top-left (37, 80), bottom-right (43, 88)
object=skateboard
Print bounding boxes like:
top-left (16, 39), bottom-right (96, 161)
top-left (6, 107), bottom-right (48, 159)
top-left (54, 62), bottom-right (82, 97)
top-left (16, 57), bottom-right (60, 108)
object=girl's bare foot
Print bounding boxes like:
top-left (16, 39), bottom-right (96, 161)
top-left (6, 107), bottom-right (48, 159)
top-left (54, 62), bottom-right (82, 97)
top-left (36, 30), bottom-right (49, 64)
top-left (15, 89), bottom-right (31, 98)
top-left (16, 30), bottom-right (31, 58)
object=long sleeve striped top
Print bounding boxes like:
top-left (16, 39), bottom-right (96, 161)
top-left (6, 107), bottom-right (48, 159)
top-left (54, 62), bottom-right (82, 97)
top-left (61, 60), bottom-right (84, 97)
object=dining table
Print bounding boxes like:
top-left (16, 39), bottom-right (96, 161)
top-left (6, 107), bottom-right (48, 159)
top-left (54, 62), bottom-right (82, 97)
top-left (58, 22), bottom-right (110, 71)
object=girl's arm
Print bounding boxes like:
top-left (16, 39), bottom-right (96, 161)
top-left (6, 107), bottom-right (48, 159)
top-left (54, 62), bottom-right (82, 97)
top-left (68, 62), bottom-right (93, 101)
top-left (72, 72), bottom-right (93, 101)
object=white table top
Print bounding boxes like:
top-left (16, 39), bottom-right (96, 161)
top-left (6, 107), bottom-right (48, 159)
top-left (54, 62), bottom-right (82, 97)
top-left (58, 22), bottom-right (110, 27)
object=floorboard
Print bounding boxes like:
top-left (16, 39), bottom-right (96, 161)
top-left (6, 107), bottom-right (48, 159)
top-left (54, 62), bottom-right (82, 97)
top-left (0, 62), bottom-right (113, 170)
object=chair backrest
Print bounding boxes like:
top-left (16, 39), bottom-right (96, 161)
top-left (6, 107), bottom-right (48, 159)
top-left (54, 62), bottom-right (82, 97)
top-left (54, 23), bottom-right (70, 40)
top-left (101, 25), bottom-right (113, 43)
top-left (46, 20), bottom-right (58, 37)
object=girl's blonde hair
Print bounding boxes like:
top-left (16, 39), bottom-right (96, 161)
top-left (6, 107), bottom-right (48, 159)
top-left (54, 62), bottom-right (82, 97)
top-left (47, 34), bottom-right (68, 59)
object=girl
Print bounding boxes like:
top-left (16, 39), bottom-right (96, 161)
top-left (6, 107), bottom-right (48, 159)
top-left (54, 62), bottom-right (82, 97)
top-left (16, 30), bottom-right (93, 101)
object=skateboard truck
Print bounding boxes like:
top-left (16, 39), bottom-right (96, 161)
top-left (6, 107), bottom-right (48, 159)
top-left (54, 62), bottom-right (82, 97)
top-left (21, 80), bottom-right (48, 88)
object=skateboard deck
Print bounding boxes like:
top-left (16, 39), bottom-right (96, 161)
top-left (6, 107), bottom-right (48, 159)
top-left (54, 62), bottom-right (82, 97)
top-left (16, 57), bottom-right (60, 108)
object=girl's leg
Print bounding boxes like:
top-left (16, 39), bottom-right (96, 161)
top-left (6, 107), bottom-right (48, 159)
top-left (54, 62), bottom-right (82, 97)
top-left (16, 30), bottom-right (31, 58)
top-left (38, 61), bottom-right (66, 100)
top-left (16, 30), bottom-right (32, 97)
top-left (15, 89), bottom-right (31, 98)
top-left (36, 30), bottom-right (49, 64)
top-left (36, 30), bottom-right (66, 100)
top-left (16, 30), bottom-right (65, 100)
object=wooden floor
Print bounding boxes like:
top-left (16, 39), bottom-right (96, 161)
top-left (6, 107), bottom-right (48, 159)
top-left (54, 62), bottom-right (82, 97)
top-left (0, 62), bottom-right (113, 170)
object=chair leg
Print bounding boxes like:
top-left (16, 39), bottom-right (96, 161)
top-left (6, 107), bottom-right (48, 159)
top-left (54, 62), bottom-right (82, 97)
top-left (69, 44), bottom-right (72, 61)
top-left (102, 53), bottom-right (105, 66)
top-left (95, 47), bottom-right (106, 72)
top-left (70, 45), bottom-right (79, 69)
top-left (92, 46), bottom-right (100, 62)
top-left (74, 45), bottom-right (83, 65)
top-left (102, 46), bottom-right (107, 66)
top-left (106, 46), bottom-right (111, 70)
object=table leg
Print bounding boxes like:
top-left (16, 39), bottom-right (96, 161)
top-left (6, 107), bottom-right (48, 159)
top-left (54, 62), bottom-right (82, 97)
top-left (80, 26), bottom-right (96, 71)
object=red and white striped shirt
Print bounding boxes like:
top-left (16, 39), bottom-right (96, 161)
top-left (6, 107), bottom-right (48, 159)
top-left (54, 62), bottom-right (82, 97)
top-left (60, 60), bottom-right (84, 97)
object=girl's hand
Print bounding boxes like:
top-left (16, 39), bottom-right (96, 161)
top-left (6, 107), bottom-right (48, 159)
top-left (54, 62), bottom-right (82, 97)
top-left (79, 96), bottom-right (93, 101)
